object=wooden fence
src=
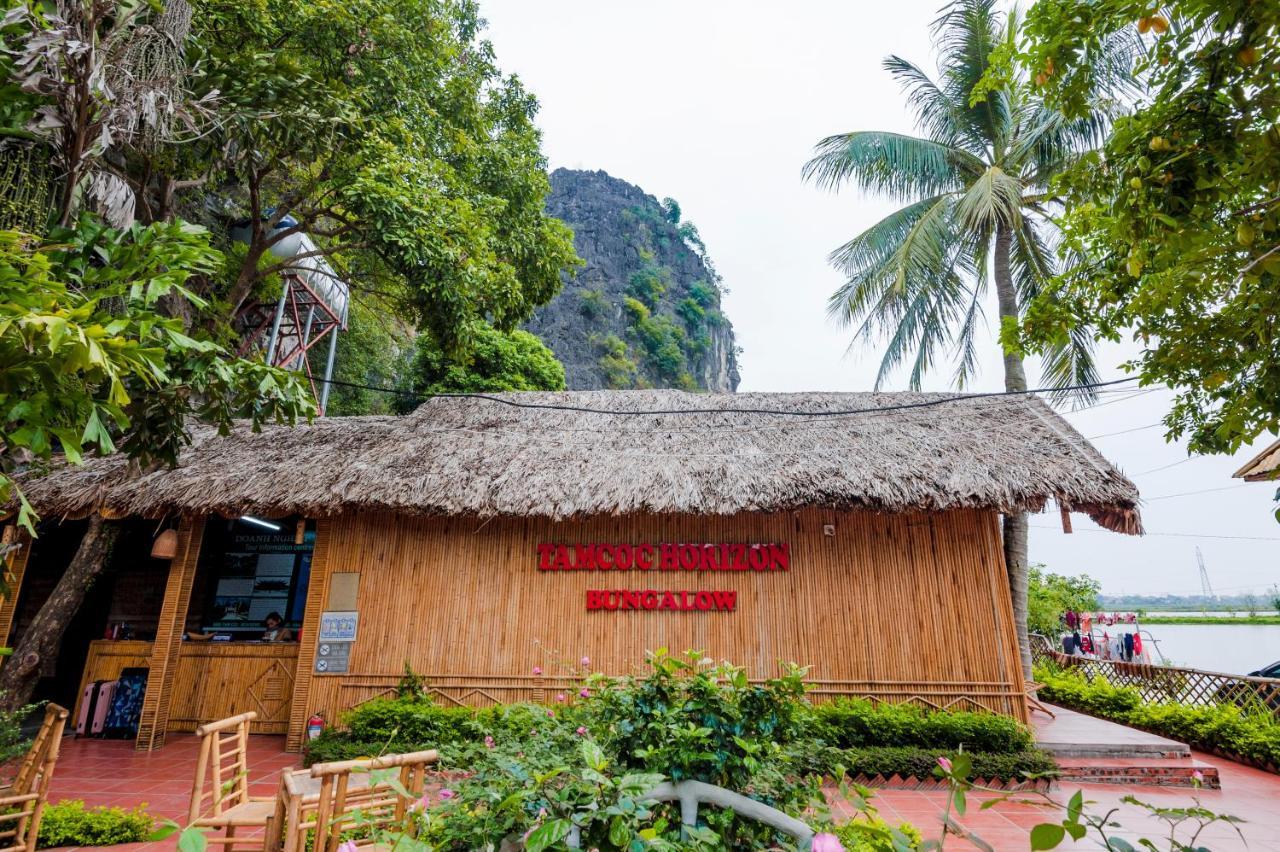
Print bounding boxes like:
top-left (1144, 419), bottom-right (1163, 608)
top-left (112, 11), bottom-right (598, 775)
top-left (1031, 634), bottom-right (1280, 719)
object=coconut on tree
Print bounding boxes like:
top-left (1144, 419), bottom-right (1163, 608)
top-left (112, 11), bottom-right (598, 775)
top-left (802, 0), bottom-right (1131, 673)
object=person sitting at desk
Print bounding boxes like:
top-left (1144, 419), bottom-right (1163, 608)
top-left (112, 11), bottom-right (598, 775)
top-left (262, 612), bottom-right (293, 642)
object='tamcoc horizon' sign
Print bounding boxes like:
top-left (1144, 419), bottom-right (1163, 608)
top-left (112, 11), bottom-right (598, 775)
top-left (537, 542), bottom-right (789, 612)
top-left (537, 542), bottom-right (790, 572)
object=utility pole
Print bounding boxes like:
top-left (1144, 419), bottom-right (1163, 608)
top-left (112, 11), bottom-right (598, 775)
top-left (1196, 547), bottom-right (1216, 601)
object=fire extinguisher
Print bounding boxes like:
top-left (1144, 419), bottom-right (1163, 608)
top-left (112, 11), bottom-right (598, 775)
top-left (306, 712), bottom-right (325, 740)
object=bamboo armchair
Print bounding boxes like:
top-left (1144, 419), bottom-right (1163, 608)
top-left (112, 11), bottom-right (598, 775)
top-left (189, 711), bottom-right (277, 850)
top-left (0, 703), bottom-right (68, 852)
top-left (279, 750), bottom-right (438, 852)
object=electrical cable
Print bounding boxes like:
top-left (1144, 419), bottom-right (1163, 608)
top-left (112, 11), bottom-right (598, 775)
top-left (1027, 525), bottom-right (1280, 542)
top-left (1142, 484), bottom-right (1251, 502)
top-left (312, 375), bottom-right (1141, 418)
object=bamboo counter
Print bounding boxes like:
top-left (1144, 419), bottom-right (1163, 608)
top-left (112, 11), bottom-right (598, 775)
top-left (76, 640), bottom-right (298, 735)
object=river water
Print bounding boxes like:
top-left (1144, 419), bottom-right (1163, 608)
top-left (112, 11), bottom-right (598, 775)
top-left (1132, 623), bottom-right (1280, 675)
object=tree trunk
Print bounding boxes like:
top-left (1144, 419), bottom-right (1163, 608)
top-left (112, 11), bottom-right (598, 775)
top-left (993, 224), bottom-right (1033, 678)
top-left (0, 517), bottom-right (119, 712)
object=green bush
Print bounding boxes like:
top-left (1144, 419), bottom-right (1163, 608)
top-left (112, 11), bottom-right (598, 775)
top-left (37, 800), bottom-right (153, 848)
top-left (805, 698), bottom-right (1033, 753)
top-left (835, 814), bottom-right (924, 851)
top-left (788, 743), bottom-right (1057, 782)
top-left (1036, 667), bottom-right (1280, 768)
top-left (306, 699), bottom-right (568, 766)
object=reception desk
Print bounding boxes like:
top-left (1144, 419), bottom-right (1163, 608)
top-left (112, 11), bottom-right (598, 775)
top-left (76, 640), bottom-right (299, 735)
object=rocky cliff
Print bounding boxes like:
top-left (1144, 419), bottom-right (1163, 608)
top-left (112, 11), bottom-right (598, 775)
top-left (525, 169), bottom-right (740, 392)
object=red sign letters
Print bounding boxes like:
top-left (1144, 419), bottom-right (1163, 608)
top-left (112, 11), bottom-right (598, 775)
top-left (538, 542), bottom-right (787, 613)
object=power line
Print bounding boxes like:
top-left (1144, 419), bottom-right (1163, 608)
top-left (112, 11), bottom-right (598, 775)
top-left (1143, 484), bottom-right (1251, 502)
top-left (1086, 422), bottom-right (1164, 440)
top-left (1028, 524), bottom-right (1280, 542)
top-left (314, 375), bottom-right (1141, 419)
top-left (1132, 457), bottom-right (1199, 476)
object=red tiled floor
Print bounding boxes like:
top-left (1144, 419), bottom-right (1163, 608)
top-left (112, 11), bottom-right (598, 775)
top-left (46, 733), bottom-right (1280, 850)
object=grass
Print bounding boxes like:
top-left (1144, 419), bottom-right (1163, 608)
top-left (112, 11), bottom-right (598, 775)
top-left (1140, 614), bottom-right (1280, 625)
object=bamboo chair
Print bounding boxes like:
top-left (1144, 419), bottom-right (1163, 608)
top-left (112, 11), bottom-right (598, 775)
top-left (282, 750), bottom-right (438, 852)
top-left (0, 703), bottom-right (69, 852)
top-left (189, 711), bottom-right (277, 850)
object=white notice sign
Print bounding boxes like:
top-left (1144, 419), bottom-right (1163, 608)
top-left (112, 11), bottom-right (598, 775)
top-left (318, 611), bottom-right (358, 642)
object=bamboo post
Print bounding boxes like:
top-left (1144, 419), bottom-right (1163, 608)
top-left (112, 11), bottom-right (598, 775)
top-left (137, 516), bottom-right (205, 751)
top-left (0, 525), bottom-right (32, 658)
top-left (286, 518), bottom-right (334, 752)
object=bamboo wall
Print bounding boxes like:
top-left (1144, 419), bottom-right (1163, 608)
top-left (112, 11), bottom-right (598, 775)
top-left (296, 507), bottom-right (1026, 746)
top-left (79, 639), bottom-right (298, 734)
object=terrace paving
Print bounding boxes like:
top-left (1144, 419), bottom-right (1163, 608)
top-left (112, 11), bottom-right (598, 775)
top-left (40, 720), bottom-right (1280, 850)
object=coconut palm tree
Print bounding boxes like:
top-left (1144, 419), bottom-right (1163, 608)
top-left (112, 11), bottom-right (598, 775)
top-left (803, 0), bottom-right (1121, 674)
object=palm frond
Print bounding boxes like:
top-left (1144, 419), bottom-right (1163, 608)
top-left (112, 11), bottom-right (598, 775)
top-left (803, 132), bottom-right (971, 199)
top-left (932, 0), bottom-right (1011, 156)
top-left (1040, 321), bottom-right (1101, 407)
top-left (950, 228), bottom-right (991, 389)
top-left (827, 194), bottom-right (954, 276)
top-left (955, 165), bottom-right (1023, 230)
top-left (882, 55), bottom-right (977, 157)
top-left (826, 195), bottom-right (958, 330)
top-left (1010, 217), bottom-right (1057, 305)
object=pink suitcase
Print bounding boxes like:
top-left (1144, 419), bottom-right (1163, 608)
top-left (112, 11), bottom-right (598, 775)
top-left (89, 681), bottom-right (116, 736)
top-left (76, 679), bottom-right (117, 737)
top-left (75, 681), bottom-right (98, 736)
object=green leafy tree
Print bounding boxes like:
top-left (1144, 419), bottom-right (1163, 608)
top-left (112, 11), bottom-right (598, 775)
top-left (1027, 566), bottom-right (1101, 637)
top-left (0, 220), bottom-right (314, 709)
top-left (184, 0), bottom-right (579, 352)
top-left (802, 0), bottom-right (1114, 672)
top-left (400, 320), bottom-right (565, 405)
top-left (314, 297), bottom-right (413, 416)
top-left (997, 0), bottom-right (1280, 455)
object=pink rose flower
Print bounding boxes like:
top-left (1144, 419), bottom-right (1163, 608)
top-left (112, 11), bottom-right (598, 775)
top-left (580, 656), bottom-right (591, 667)
top-left (438, 788), bottom-right (454, 800)
top-left (811, 833), bottom-right (844, 852)
top-left (937, 756), bottom-right (953, 773)
top-left (576, 726), bottom-right (588, 736)
top-left (484, 735), bottom-right (495, 749)
top-left (410, 793), bottom-right (430, 811)
top-left (532, 666), bottom-right (543, 676)
top-left (579, 688), bottom-right (590, 698)
top-left (556, 693), bottom-right (566, 702)
top-left (546, 709), bottom-right (555, 718)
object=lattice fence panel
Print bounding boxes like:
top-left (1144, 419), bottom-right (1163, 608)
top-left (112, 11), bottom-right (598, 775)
top-left (1031, 634), bottom-right (1280, 719)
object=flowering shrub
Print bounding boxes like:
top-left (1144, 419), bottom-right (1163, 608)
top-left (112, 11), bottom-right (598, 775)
top-left (418, 736), bottom-right (688, 850)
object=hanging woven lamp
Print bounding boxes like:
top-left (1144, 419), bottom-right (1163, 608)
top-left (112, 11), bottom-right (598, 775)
top-left (151, 528), bottom-right (179, 560)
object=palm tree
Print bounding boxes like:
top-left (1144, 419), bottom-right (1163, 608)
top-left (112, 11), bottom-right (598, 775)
top-left (803, 0), bottom-right (1115, 675)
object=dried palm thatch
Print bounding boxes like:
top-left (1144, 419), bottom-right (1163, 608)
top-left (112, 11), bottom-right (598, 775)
top-left (1233, 437), bottom-right (1280, 482)
top-left (18, 390), bottom-right (1142, 532)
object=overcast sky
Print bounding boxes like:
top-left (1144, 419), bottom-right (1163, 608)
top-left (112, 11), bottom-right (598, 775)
top-left (480, 0), bottom-right (1279, 597)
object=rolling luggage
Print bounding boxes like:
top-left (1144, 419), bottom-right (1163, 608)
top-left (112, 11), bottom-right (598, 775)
top-left (76, 679), bottom-right (117, 737)
top-left (102, 667), bottom-right (148, 740)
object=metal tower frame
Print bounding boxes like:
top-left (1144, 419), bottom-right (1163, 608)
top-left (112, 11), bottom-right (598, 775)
top-left (236, 271), bottom-right (346, 414)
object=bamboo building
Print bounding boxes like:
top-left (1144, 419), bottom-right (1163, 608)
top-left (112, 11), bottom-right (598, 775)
top-left (2, 390), bottom-right (1142, 751)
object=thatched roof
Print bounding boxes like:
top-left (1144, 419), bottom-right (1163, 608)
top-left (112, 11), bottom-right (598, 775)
top-left (1233, 437), bottom-right (1280, 482)
top-left (18, 390), bottom-right (1142, 533)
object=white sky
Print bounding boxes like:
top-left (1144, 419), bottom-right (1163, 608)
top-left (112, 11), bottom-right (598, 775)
top-left (480, 0), bottom-right (1280, 597)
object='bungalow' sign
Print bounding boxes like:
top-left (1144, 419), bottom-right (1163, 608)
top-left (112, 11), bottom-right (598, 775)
top-left (537, 542), bottom-right (790, 612)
